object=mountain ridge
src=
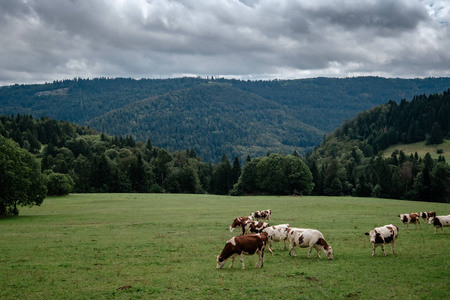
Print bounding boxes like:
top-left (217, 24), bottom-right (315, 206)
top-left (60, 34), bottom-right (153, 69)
top-left (2, 76), bottom-right (450, 162)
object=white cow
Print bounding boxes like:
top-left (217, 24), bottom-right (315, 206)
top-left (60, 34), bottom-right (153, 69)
top-left (250, 209), bottom-right (271, 221)
top-left (428, 215), bottom-right (450, 234)
top-left (242, 221), bottom-right (270, 235)
top-left (262, 224), bottom-right (290, 256)
top-left (287, 228), bottom-right (333, 259)
top-left (365, 224), bottom-right (399, 256)
top-left (419, 211), bottom-right (436, 223)
top-left (398, 213), bottom-right (420, 230)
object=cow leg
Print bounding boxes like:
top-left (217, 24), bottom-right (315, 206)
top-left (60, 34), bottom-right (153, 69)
top-left (312, 244), bottom-right (321, 258)
top-left (289, 242), bottom-right (297, 257)
top-left (229, 255), bottom-right (236, 268)
top-left (381, 244), bottom-right (387, 256)
top-left (255, 250), bottom-right (264, 268)
top-left (371, 244), bottom-right (376, 256)
top-left (239, 254), bottom-right (245, 269)
top-left (434, 227), bottom-right (437, 234)
top-left (268, 241), bottom-right (273, 256)
top-left (390, 242), bottom-right (395, 255)
top-left (307, 245), bottom-right (314, 258)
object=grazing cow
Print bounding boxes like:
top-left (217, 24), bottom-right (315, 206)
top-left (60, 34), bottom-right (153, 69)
top-left (398, 213), bottom-right (420, 229)
top-left (229, 216), bottom-right (253, 232)
top-left (242, 221), bottom-right (270, 235)
top-left (428, 215), bottom-right (450, 234)
top-left (262, 224), bottom-right (290, 255)
top-left (287, 228), bottom-right (333, 259)
top-left (250, 209), bottom-right (271, 221)
top-left (365, 224), bottom-right (399, 256)
top-left (216, 232), bottom-right (268, 269)
top-left (420, 211), bottom-right (436, 223)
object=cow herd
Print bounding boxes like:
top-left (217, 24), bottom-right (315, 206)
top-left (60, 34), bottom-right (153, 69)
top-left (217, 209), bottom-right (333, 269)
top-left (216, 209), bottom-right (450, 269)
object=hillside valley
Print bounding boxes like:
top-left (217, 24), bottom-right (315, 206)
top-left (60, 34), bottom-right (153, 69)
top-left (1, 76), bottom-right (450, 162)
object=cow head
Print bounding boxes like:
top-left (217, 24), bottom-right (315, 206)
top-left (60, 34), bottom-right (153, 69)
top-left (325, 246), bottom-right (333, 260)
top-left (428, 217), bottom-right (435, 225)
top-left (216, 255), bottom-right (226, 269)
top-left (365, 230), bottom-right (382, 244)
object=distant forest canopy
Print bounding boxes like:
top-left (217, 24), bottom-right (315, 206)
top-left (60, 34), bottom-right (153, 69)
top-left (306, 89), bottom-right (450, 203)
top-left (1, 76), bottom-right (450, 162)
top-left (0, 88), bottom-right (449, 209)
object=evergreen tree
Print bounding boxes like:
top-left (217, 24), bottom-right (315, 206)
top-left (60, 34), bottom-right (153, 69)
top-left (325, 178), bottom-right (343, 196)
top-left (354, 174), bottom-right (373, 197)
top-left (427, 122), bottom-right (444, 145)
top-left (211, 154), bottom-right (232, 195)
top-left (430, 162), bottom-right (450, 203)
top-left (129, 152), bottom-right (149, 193)
top-left (231, 157), bottom-right (241, 184)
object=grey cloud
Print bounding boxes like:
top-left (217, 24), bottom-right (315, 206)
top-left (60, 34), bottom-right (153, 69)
top-left (0, 0), bottom-right (449, 85)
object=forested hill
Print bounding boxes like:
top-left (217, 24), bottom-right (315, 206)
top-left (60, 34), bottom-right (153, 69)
top-left (1, 76), bottom-right (450, 162)
top-left (87, 84), bottom-right (323, 161)
top-left (306, 90), bottom-right (450, 202)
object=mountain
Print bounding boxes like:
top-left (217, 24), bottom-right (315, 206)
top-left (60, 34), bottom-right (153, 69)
top-left (1, 76), bottom-right (450, 162)
top-left (87, 83), bottom-right (323, 161)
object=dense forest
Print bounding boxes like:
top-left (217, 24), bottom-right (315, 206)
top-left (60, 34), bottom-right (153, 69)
top-left (1, 85), bottom-right (450, 215)
top-left (2, 76), bottom-right (450, 162)
top-left (306, 89), bottom-right (450, 202)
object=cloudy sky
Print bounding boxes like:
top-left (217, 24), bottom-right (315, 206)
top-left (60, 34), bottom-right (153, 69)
top-left (1, 0), bottom-right (449, 86)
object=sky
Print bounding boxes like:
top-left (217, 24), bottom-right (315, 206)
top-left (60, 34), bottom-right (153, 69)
top-left (1, 0), bottom-right (449, 86)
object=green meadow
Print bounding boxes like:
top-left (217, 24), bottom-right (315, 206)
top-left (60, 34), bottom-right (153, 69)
top-left (1, 194), bottom-right (449, 299)
top-left (382, 139), bottom-right (450, 162)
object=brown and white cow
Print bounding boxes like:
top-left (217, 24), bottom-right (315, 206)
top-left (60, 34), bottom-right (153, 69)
top-left (242, 221), bottom-right (270, 235)
top-left (216, 232), bottom-right (268, 269)
top-left (229, 216), bottom-right (253, 232)
top-left (287, 228), bottom-right (333, 259)
top-left (428, 215), bottom-right (450, 234)
top-left (420, 211), bottom-right (436, 223)
top-left (398, 213), bottom-right (420, 229)
top-left (365, 224), bottom-right (399, 256)
top-left (250, 209), bottom-right (271, 221)
top-left (262, 224), bottom-right (290, 256)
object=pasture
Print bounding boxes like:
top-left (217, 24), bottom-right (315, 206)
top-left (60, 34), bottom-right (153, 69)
top-left (1, 194), bottom-right (449, 299)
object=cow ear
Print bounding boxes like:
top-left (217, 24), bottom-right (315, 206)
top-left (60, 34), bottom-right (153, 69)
top-left (364, 232), bottom-right (369, 235)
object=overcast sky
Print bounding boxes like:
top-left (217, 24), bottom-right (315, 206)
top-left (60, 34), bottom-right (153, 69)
top-left (1, 0), bottom-right (449, 86)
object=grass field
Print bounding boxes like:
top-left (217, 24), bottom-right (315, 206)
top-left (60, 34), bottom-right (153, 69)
top-left (382, 139), bottom-right (450, 162)
top-left (1, 194), bottom-right (449, 299)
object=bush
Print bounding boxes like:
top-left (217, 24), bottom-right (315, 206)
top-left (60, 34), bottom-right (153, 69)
top-left (46, 172), bottom-right (74, 195)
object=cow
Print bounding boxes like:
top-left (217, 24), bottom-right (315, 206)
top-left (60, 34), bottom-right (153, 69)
top-left (365, 224), bottom-right (399, 256)
top-left (419, 211), bottom-right (436, 223)
top-left (398, 213), bottom-right (420, 229)
top-left (250, 209), bottom-right (271, 221)
top-left (287, 228), bottom-right (333, 259)
top-left (216, 232), bottom-right (268, 269)
top-left (262, 224), bottom-right (290, 256)
top-left (428, 215), bottom-right (450, 234)
top-left (242, 221), bottom-right (270, 235)
top-left (229, 216), bottom-right (253, 232)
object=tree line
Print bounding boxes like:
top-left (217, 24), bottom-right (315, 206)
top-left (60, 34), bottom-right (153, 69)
top-left (307, 90), bottom-right (450, 202)
top-left (1, 88), bottom-right (450, 215)
top-left (3, 76), bottom-right (450, 163)
top-left (1, 114), bottom-right (315, 215)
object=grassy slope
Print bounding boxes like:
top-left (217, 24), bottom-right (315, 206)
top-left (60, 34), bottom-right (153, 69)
top-left (1, 194), bottom-right (449, 299)
top-left (382, 139), bottom-right (450, 162)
